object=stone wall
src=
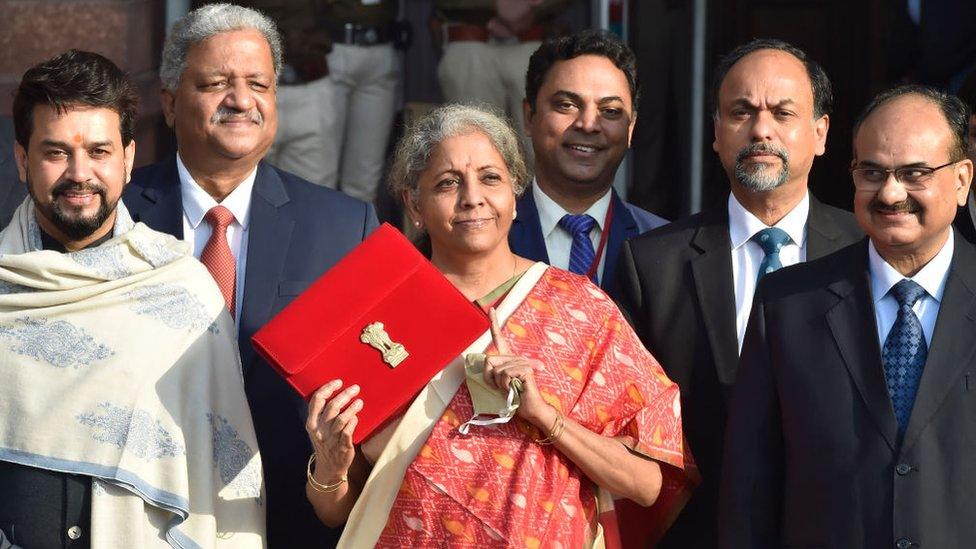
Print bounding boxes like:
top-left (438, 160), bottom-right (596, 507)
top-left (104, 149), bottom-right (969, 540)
top-left (0, 0), bottom-right (167, 164)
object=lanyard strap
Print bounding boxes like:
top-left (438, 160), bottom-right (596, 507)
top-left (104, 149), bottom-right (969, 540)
top-left (585, 199), bottom-right (615, 282)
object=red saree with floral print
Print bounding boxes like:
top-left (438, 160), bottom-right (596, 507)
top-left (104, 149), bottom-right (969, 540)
top-left (339, 264), bottom-right (697, 548)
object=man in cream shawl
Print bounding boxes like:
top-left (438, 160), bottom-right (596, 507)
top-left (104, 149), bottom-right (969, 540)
top-left (0, 50), bottom-right (265, 548)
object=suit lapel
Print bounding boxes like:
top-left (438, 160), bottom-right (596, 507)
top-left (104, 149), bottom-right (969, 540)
top-left (824, 241), bottom-right (898, 451)
top-left (239, 163), bottom-right (294, 373)
top-left (130, 158), bottom-right (185, 239)
top-left (600, 190), bottom-right (637, 292)
top-left (806, 195), bottom-right (844, 260)
top-left (902, 234), bottom-right (976, 451)
top-left (689, 208), bottom-right (740, 386)
top-left (509, 188), bottom-right (550, 263)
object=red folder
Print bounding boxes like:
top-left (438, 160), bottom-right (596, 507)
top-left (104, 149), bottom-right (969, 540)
top-left (251, 223), bottom-right (489, 443)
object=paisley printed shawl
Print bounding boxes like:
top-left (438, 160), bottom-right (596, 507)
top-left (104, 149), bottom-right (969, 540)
top-left (0, 198), bottom-right (265, 549)
top-left (340, 264), bottom-right (697, 548)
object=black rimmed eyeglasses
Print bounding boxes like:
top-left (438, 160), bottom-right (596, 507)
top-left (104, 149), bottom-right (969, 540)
top-left (850, 160), bottom-right (960, 191)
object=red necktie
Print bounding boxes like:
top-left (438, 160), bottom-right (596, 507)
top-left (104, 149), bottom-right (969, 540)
top-left (200, 205), bottom-right (237, 318)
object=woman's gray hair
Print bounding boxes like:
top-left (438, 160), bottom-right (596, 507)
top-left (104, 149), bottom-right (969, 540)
top-left (159, 3), bottom-right (283, 91)
top-left (389, 104), bottom-right (530, 204)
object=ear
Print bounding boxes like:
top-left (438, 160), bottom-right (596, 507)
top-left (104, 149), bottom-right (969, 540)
top-left (123, 139), bottom-right (137, 185)
top-left (160, 89), bottom-right (177, 129)
top-left (712, 114), bottom-right (720, 153)
top-left (14, 142), bottom-right (28, 184)
top-left (955, 158), bottom-right (973, 207)
top-left (813, 114), bottom-right (830, 157)
top-left (522, 99), bottom-right (533, 137)
top-left (627, 112), bottom-right (637, 148)
top-left (402, 188), bottom-right (422, 224)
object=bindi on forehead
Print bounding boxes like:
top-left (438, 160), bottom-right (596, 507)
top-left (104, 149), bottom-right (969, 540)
top-left (73, 134), bottom-right (82, 144)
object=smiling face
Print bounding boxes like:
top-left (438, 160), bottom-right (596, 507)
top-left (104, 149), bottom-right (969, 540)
top-left (14, 104), bottom-right (135, 244)
top-left (406, 131), bottom-right (517, 261)
top-left (713, 49), bottom-right (828, 194)
top-left (853, 94), bottom-right (972, 266)
top-left (524, 54), bottom-right (635, 200)
top-left (161, 29), bottom-right (277, 173)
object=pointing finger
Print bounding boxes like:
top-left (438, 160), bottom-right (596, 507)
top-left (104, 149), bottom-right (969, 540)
top-left (489, 307), bottom-right (512, 355)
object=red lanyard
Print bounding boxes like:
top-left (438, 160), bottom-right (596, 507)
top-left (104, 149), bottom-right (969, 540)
top-left (585, 199), bottom-right (615, 282)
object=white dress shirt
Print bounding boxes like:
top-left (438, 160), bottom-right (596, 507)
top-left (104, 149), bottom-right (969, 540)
top-left (177, 154), bottom-right (256, 327)
top-left (869, 230), bottom-right (953, 349)
top-left (533, 182), bottom-right (613, 282)
top-left (729, 192), bottom-right (809, 351)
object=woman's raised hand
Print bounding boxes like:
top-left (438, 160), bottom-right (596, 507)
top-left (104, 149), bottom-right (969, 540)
top-left (306, 380), bottom-right (363, 479)
top-left (483, 308), bottom-right (554, 428)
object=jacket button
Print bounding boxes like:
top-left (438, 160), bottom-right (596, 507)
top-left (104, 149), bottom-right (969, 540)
top-left (896, 463), bottom-right (912, 475)
top-left (67, 525), bottom-right (83, 540)
top-left (895, 538), bottom-right (912, 549)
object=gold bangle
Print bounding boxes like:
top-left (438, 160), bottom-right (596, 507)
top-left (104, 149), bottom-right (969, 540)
top-left (534, 407), bottom-right (565, 445)
top-left (306, 453), bottom-right (347, 493)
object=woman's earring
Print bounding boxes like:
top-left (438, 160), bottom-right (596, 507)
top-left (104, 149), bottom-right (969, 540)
top-left (414, 220), bottom-right (421, 228)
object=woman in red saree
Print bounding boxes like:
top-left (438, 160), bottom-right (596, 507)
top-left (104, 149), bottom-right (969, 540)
top-left (305, 105), bottom-right (697, 547)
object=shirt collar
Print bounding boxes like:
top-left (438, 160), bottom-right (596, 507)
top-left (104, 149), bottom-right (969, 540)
top-left (532, 180), bottom-right (613, 238)
top-left (176, 153), bottom-right (256, 230)
top-left (868, 230), bottom-right (954, 304)
top-left (727, 191), bottom-right (810, 250)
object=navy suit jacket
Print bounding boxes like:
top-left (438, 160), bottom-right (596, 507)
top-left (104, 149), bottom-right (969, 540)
top-left (123, 157), bottom-right (378, 548)
top-left (509, 186), bottom-right (666, 298)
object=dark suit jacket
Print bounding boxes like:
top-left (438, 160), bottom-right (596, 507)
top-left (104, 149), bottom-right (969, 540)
top-left (0, 117), bottom-right (26, 230)
top-left (719, 234), bottom-right (976, 548)
top-left (615, 196), bottom-right (862, 548)
top-left (508, 186), bottom-right (666, 299)
top-left (123, 158), bottom-right (378, 548)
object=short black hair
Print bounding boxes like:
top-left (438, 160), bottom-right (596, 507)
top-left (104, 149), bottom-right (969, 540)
top-left (711, 38), bottom-right (833, 119)
top-left (525, 30), bottom-right (639, 115)
top-left (13, 49), bottom-right (138, 150)
top-left (853, 84), bottom-right (970, 162)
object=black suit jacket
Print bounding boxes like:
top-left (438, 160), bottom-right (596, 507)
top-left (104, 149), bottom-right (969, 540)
top-left (0, 117), bottom-right (26, 230)
top-left (719, 234), bottom-right (976, 548)
top-left (123, 158), bottom-right (378, 548)
top-left (615, 196), bottom-right (862, 548)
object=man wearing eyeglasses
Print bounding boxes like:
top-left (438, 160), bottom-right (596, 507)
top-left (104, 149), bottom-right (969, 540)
top-left (719, 85), bottom-right (976, 548)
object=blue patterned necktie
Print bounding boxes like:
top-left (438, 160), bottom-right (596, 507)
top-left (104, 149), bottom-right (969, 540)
top-left (751, 227), bottom-right (791, 282)
top-left (559, 214), bottom-right (597, 283)
top-left (882, 279), bottom-right (928, 434)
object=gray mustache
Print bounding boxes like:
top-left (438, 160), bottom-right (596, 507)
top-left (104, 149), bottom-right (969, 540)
top-left (736, 143), bottom-right (788, 163)
top-left (211, 105), bottom-right (262, 124)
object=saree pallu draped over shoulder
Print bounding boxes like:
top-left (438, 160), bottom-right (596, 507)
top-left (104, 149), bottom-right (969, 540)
top-left (0, 198), bottom-right (265, 549)
top-left (339, 263), bottom-right (697, 548)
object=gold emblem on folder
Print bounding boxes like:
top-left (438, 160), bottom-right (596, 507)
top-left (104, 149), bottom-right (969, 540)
top-left (360, 322), bottom-right (409, 368)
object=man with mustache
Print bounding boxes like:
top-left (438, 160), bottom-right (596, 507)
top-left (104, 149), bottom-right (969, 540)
top-left (719, 85), bottom-right (976, 548)
top-left (509, 30), bottom-right (667, 300)
top-left (123, 4), bottom-right (378, 547)
top-left (614, 39), bottom-right (862, 547)
top-left (0, 49), bottom-right (264, 548)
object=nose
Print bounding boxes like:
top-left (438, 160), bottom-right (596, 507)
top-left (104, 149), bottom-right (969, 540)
top-left (749, 110), bottom-right (775, 142)
top-left (457, 174), bottom-right (485, 208)
top-left (224, 79), bottom-right (256, 112)
top-left (65, 152), bottom-right (93, 183)
top-left (876, 172), bottom-right (908, 204)
top-left (573, 104), bottom-right (600, 133)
